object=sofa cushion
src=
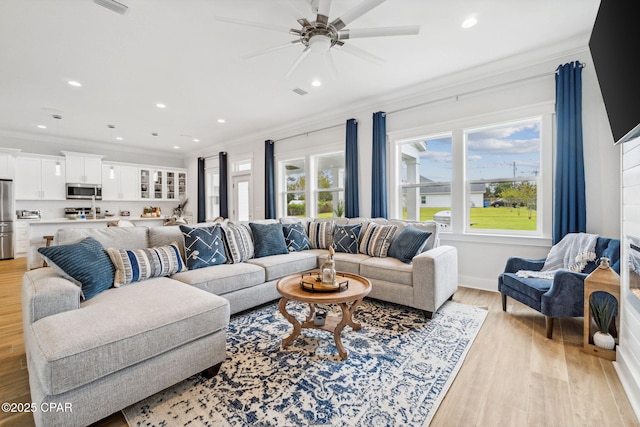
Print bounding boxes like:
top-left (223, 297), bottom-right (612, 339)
top-left (250, 222), bottom-right (289, 258)
top-left (387, 226), bottom-right (432, 264)
top-left (283, 223), bottom-right (311, 252)
top-left (29, 277), bottom-right (229, 395)
top-left (307, 220), bottom-right (334, 249)
top-left (149, 225), bottom-right (186, 258)
top-left (180, 225), bottom-right (227, 269)
top-left (221, 222), bottom-right (254, 263)
top-left (388, 220), bottom-right (438, 252)
top-left (333, 223), bottom-right (362, 254)
top-left (360, 256), bottom-right (414, 286)
top-left (359, 223), bottom-right (398, 257)
top-left (500, 273), bottom-right (551, 305)
top-left (172, 262), bottom-right (266, 295)
top-left (247, 251), bottom-right (318, 281)
top-left (37, 237), bottom-right (115, 301)
top-left (107, 243), bottom-right (186, 287)
top-left (56, 226), bottom-right (150, 249)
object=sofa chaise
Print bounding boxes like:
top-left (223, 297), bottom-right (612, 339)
top-left (21, 217), bottom-right (458, 426)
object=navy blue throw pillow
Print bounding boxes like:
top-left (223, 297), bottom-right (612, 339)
top-left (38, 237), bottom-right (115, 300)
top-left (180, 225), bottom-right (227, 270)
top-left (282, 223), bottom-right (311, 252)
top-left (250, 222), bottom-right (289, 258)
top-left (387, 227), bottom-right (433, 264)
top-left (333, 223), bottom-right (362, 254)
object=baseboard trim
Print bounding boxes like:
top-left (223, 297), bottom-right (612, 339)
top-left (614, 347), bottom-right (640, 422)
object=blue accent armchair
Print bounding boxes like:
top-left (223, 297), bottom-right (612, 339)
top-left (498, 236), bottom-right (620, 338)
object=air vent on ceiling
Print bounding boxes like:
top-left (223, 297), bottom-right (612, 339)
top-left (93, 0), bottom-right (129, 15)
top-left (292, 88), bottom-right (308, 96)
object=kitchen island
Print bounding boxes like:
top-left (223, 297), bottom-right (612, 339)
top-left (22, 216), bottom-right (167, 269)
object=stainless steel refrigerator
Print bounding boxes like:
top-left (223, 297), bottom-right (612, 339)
top-left (0, 179), bottom-right (14, 260)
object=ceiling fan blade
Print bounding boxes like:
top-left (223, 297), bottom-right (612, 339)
top-left (316, 0), bottom-right (332, 25)
top-left (337, 43), bottom-right (385, 65)
top-left (242, 40), bottom-right (301, 59)
top-left (330, 0), bottom-right (386, 30)
top-left (215, 15), bottom-right (290, 33)
top-left (285, 47), bottom-right (311, 78)
top-left (282, 0), bottom-right (312, 20)
top-left (338, 25), bottom-right (420, 40)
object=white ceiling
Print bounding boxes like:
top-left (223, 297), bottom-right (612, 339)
top-left (0, 0), bottom-right (600, 155)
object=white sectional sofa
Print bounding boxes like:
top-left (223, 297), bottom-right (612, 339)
top-left (21, 217), bottom-right (457, 427)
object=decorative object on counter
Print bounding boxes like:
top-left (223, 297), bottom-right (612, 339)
top-left (16, 209), bottom-right (41, 219)
top-left (120, 210), bottom-right (130, 217)
top-left (142, 206), bottom-right (162, 218)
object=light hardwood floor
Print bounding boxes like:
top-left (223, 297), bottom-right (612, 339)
top-left (1, 257), bottom-right (638, 427)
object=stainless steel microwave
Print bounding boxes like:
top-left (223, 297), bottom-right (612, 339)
top-left (66, 183), bottom-right (102, 200)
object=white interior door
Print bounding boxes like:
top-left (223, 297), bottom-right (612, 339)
top-left (232, 174), bottom-right (252, 221)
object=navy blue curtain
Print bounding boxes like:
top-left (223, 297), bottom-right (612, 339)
top-left (197, 157), bottom-right (206, 223)
top-left (554, 61), bottom-right (586, 244)
top-left (265, 140), bottom-right (276, 219)
top-left (371, 111), bottom-right (387, 218)
top-left (219, 152), bottom-right (229, 219)
top-left (345, 119), bottom-right (359, 218)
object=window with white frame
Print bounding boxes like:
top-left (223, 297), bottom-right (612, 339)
top-left (465, 117), bottom-right (541, 233)
top-left (398, 134), bottom-right (453, 223)
top-left (278, 151), bottom-right (344, 218)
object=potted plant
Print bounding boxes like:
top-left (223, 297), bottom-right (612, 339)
top-left (589, 293), bottom-right (617, 350)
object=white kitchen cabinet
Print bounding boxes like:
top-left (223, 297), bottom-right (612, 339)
top-left (62, 152), bottom-right (103, 184)
top-left (102, 164), bottom-right (139, 200)
top-left (15, 156), bottom-right (66, 200)
top-left (0, 150), bottom-right (18, 179)
top-left (165, 170), bottom-right (187, 200)
top-left (14, 221), bottom-right (28, 258)
top-left (140, 168), bottom-right (166, 200)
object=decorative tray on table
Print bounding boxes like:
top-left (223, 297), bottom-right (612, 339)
top-left (300, 271), bottom-right (349, 293)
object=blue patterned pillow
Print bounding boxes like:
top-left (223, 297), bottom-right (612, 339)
top-left (333, 223), bottom-right (362, 254)
top-left (359, 223), bottom-right (398, 257)
top-left (250, 222), bottom-right (289, 258)
top-left (221, 223), bottom-right (254, 263)
top-left (283, 223), bottom-right (311, 252)
top-left (180, 225), bottom-right (227, 270)
top-left (38, 237), bottom-right (115, 300)
top-left (307, 221), bottom-right (334, 249)
top-left (387, 226), bottom-right (433, 263)
top-left (107, 243), bottom-right (186, 287)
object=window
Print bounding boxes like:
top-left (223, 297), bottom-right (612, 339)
top-left (465, 118), bottom-right (541, 233)
top-left (278, 151), bottom-right (345, 218)
top-left (398, 134), bottom-right (452, 224)
top-left (205, 158), bottom-right (219, 220)
top-left (314, 153), bottom-right (345, 218)
top-left (283, 158), bottom-right (306, 217)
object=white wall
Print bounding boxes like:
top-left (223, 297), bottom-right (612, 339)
top-left (185, 46), bottom-right (620, 292)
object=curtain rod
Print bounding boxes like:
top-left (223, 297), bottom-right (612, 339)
top-left (387, 62), bottom-right (586, 116)
top-left (274, 122), bottom-right (346, 143)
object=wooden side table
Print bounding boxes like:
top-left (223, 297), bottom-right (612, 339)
top-left (276, 272), bottom-right (371, 360)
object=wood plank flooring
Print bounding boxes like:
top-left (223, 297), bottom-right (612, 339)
top-left (1, 258), bottom-right (637, 427)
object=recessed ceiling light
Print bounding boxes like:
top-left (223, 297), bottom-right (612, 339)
top-left (115, 136), bottom-right (123, 141)
top-left (37, 125), bottom-right (47, 129)
top-left (68, 80), bottom-right (82, 87)
top-left (193, 138), bottom-right (200, 142)
top-left (173, 146), bottom-right (180, 149)
top-left (462, 16), bottom-right (477, 29)
top-left (217, 118), bottom-right (226, 124)
top-left (311, 79), bottom-right (322, 87)
top-left (156, 103), bottom-right (166, 109)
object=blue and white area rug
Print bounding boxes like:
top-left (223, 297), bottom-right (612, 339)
top-left (123, 299), bottom-right (487, 427)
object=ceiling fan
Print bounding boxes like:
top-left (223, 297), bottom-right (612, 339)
top-left (216, 0), bottom-right (421, 79)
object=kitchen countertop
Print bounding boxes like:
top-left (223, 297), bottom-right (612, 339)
top-left (20, 216), bottom-right (167, 224)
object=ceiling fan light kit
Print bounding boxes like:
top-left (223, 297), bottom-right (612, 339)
top-left (217, 0), bottom-right (420, 79)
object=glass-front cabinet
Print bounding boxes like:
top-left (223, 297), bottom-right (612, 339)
top-left (141, 168), bottom-right (186, 200)
top-left (140, 169), bottom-right (151, 199)
top-left (153, 170), bottom-right (164, 199)
top-left (166, 170), bottom-right (187, 200)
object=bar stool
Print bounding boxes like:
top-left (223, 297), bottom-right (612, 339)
top-left (42, 235), bottom-right (54, 267)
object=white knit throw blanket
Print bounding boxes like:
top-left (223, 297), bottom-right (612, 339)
top-left (516, 233), bottom-right (599, 280)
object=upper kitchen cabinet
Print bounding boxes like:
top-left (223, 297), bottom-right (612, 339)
top-left (102, 163), bottom-right (139, 201)
top-left (15, 155), bottom-right (66, 200)
top-left (0, 148), bottom-right (20, 179)
top-left (61, 151), bottom-right (104, 184)
top-left (166, 170), bottom-right (187, 200)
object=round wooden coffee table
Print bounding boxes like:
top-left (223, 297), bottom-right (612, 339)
top-left (276, 271), bottom-right (372, 360)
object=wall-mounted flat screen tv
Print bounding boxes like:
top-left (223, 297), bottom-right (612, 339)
top-left (588, 0), bottom-right (640, 144)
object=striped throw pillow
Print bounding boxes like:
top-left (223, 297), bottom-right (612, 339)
top-left (307, 221), bottom-right (334, 249)
top-left (359, 223), bottom-right (398, 257)
top-left (107, 243), bottom-right (186, 287)
top-left (221, 223), bottom-right (254, 263)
